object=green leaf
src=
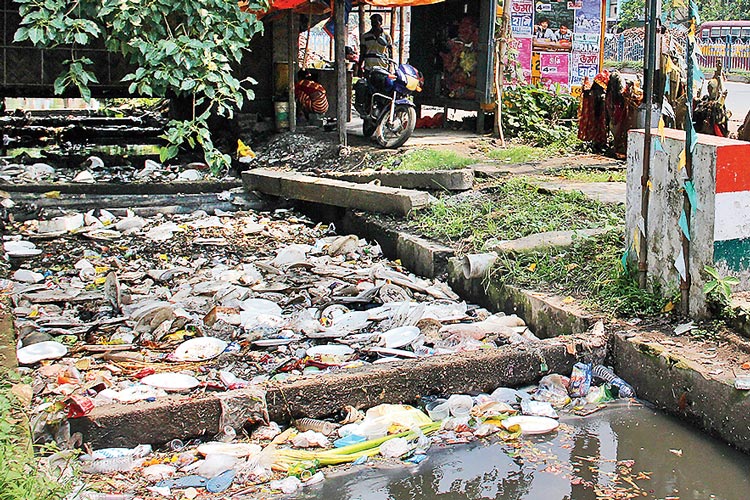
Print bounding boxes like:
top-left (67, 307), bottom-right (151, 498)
top-left (180, 79), bottom-right (197, 91)
top-left (53, 75), bottom-right (67, 95)
top-left (704, 266), bottom-right (720, 280)
top-left (74, 32), bottom-right (88, 44)
top-left (164, 40), bottom-right (179, 55)
top-left (28, 26), bottom-right (43, 44)
top-left (703, 281), bottom-right (719, 295)
top-left (13, 27), bottom-right (29, 42)
top-left (724, 276), bottom-right (740, 286)
top-left (78, 84), bottom-right (92, 102)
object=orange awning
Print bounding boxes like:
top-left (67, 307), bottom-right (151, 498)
top-left (363, 0), bottom-right (443, 6)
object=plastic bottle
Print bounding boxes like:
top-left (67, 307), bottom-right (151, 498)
top-left (592, 365), bottom-right (635, 398)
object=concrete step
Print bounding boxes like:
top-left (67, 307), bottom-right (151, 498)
top-left (243, 169), bottom-right (432, 216)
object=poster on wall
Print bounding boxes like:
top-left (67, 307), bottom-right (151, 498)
top-left (509, 37), bottom-right (533, 81)
top-left (511, 0), bottom-right (534, 37)
top-left (533, 0), bottom-right (574, 52)
top-left (507, 0), bottom-right (603, 93)
top-left (570, 51), bottom-right (599, 86)
top-left (574, 0), bottom-right (602, 35)
top-left (539, 52), bottom-right (570, 89)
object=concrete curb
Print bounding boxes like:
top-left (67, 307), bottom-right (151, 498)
top-left (611, 332), bottom-right (750, 454)
top-left (446, 258), bottom-right (595, 338)
top-left (325, 169), bottom-right (474, 191)
top-left (1, 180), bottom-right (243, 196)
top-left (297, 205), bottom-right (594, 337)
top-left (70, 337), bottom-right (607, 448)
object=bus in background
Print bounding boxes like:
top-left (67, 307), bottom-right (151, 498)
top-left (699, 21), bottom-right (750, 44)
top-left (698, 21), bottom-right (750, 72)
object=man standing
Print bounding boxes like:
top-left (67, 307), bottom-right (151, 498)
top-left (360, 14), bottom-right (393, 73)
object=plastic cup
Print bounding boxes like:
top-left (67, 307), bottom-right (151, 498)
top-left (426, 400), bottom-right (450, 421)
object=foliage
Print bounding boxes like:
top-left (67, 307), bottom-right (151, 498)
top-left (703, 266), bottom-right (739, 308)
top-left (487, 132), bottom-right (582, 163)
top-left (617, 0), bottom-right (671, 29)
top-left (0, 372), bottom-right (74, 500)
top-left (13, 0), bottom-right (266, 174)
top-left (603, 59), bottom-right (644, 72)
top-left (408, 177), bottom-right (624, 253)
top-left (697, 0), bottom-right (750, 22)
top-left (551, 167), bottom-right (627, 182)
top-left (387, 149), bottom-right (474, 171)
top-left (492, 229), bottom-right (674, 317)
top-left (501, 85), bottom-right (579, 145)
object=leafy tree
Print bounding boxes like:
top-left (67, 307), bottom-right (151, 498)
top-left (697, 0), bottom-right (750, 21)
top-left (14, 0), bottom-right (267, 173)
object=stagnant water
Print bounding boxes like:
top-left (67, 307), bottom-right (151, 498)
top-left (299, 402), bottom-right (750, 500)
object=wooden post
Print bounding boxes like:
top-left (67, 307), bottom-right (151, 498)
top-left (335, 0), bottom-right (347, 145)
top-left (358, 4), bottom-right (366, 50)
top-left (288, 12), bottom-right (297, 132)
top-left (399, 7), bottom-right (406, 64)
top-left (494, 0), bottom-right (510, 142)
top-left (389, 8), bottom-right (397, 58)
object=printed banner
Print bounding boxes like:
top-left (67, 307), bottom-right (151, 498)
top-left (510, 37), bottom-right (534, 80)
top-left (570, 51), bottom-right (599, 85)
top-left (572, 33), bottom-right (600, 53)
top-left (511, 0), bottom-right (535, 37)
top-left (539, 52), bottom-right (570, 89)
top-left (533, 0), bottom-right (574, 52)
top-left (574, 0), bottom-right (602, 34)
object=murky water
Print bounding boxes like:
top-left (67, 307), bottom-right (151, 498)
top-left (300, 402), bottom-right (750, 500)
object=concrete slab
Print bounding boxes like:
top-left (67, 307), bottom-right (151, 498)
top-left (612, 331), bottom-right (750, 454)
top-left (487, 228), bottom-right (613, 254)
top-left (70, 337), bottom-right (607, 448)
top-left (243, 169), bottom-right (432, 216)
top-left (535, 181), bottom-right (627, 204)
top-left (472, 162), bottom-right (542, 177)
top-left (325, 169), bottom-right (474, 191)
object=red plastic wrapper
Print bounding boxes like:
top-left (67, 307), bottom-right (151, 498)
top-left (66, 396), bottom-right (95, 418)
top-left (132, 368), bottom-right (156, 379)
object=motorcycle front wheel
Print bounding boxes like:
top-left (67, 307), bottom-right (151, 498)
top-left (375, 104), bottom-right (416, 148)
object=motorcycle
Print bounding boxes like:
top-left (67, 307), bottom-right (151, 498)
top-left (354, 57), bottom-right (423, 148)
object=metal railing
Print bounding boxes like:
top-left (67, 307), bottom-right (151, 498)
top-left (605, 32), bottom-right (750, 73)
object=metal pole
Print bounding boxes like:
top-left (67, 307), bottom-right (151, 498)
top-left (682, 25), bottom-right (695, 316)
top-left (638, 0), bottom-right (658, 288)
top-left (335, 0), bottom-right (347, 145)
top-left (288, 12), bottom-right (297, 133)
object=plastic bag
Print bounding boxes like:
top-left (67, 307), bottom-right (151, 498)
top-left (533, 374), bottom-right (571, 407)
top-left (379, 437), bottom-right (410, 458)
top-left (521, 399), bottom-right (559, 419)
top-left (569, 363), bottom-right (592, 398)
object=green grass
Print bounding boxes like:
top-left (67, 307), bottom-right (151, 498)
top-left (386, 148), bottom-right (474, 171)
top-left (0, 372), bottom-right (74, 500)
top-left (552, 167), bottom-right (627, 183)
top-left (492, 228), bottom-right (675, 317)
top-left (487, 132), bottom-right (583, 164)
top-left (408, 177), bottom-right (624, 253)
top-left (487, 145), bottom-right (549, 163)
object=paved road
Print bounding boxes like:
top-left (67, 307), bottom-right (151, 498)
top-left (725, 81), bottom-right (750, 134)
